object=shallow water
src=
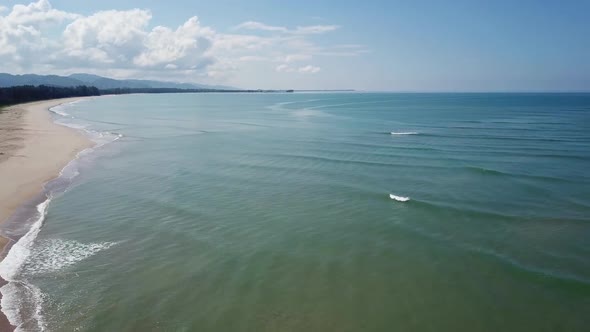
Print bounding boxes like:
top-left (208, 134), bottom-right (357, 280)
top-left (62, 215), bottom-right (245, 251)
top-left (2, 93), bottom-right (590, 331)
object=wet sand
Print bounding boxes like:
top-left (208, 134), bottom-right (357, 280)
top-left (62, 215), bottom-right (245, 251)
top-left (0, 98), bottom-right (94, 331)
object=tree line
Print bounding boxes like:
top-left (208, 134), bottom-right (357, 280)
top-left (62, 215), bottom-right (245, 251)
top-left (1, 85), bottom-right (295, 107)
top-left (0, 85), bottom-right (100, 107)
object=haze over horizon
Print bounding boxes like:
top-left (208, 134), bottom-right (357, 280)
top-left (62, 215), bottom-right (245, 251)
top-left (1, 0), bottom-right (589, 91)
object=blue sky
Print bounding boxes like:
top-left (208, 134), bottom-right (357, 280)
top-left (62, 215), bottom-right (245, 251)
top-left (1, 0), bottom-right (589, 91)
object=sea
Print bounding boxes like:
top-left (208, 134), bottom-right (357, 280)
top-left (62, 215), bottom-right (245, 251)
top-left (0, 92), bottom-right (589, 331)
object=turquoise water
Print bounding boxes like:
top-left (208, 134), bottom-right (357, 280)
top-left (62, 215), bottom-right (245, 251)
top-left (2, 93), bottom-right (590, 331)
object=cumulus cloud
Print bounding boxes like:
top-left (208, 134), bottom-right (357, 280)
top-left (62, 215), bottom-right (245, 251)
top-left (134, 17), bottom-right (215, 69)
top-left (0, 0), bottom-right (78, 61)
top-left (4, 0), bottom-right (77, 25)
top-left (61, 9), bottom-right (151, 65)
top-left (0, 0), bottom-right (364, 85)
top-left (1, 1), bottom-right (217, 75)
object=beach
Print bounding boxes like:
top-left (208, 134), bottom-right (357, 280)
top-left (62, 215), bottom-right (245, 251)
top-left (0, 98), bottom-right (93, 331)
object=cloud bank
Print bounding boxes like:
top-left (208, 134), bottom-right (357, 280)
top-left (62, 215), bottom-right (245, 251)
top-left (0, 0), bottom-right (366, 85)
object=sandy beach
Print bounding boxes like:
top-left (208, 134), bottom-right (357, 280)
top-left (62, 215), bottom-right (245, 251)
top-left (0, 98), bottom-right (93, 331)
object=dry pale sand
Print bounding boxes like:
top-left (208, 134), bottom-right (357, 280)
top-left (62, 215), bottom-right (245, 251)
top-left (0, 98), bottom-right (94, 253)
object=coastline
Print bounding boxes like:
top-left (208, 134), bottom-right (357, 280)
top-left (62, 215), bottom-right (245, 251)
top-left (0, 97), bottom-right (94, 331)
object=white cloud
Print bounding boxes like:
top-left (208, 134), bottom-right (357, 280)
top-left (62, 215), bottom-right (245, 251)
top-left (0, 1), bottom-right (363, 86)
top-left (238, 55), bottom-right (268, 61)
top-left (283, 54), bottom-right (312, 62)
top-left (234, 21), bottom-right (287, 33)
top-left (210, 34), bottom-right (274, 52)
top-left (4, 0), bottom-right (77, 25)
top-left (61, 9), bottom-right (151, 65)
top-left (276, 64), bottom-right (295, 73)
top-left (294, 25), bottom-right (339, 34)
top-left (298, 65), bottom-right (321, 74)
top-left (235, 20), bottom-right (339, 35)
top-left (133, 16), bottom-right (215, 69)
top-left (0, 0), bottom-right (78, 60)
top-left (206, 60), bottom-right (238, 79)
top-left (1, 2), bottom-right (217, 74)
top-left (276, 64), bottom-right (320, 74)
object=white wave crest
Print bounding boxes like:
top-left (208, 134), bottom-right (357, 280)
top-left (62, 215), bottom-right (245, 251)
top-left (0, 96), bottom-right (117, 331)
top-left (390, 131), bottom-right (418, 135)
top-left (21, 239), bottom-right (116, 276)
top-left (389, 193), bottom-right (410, 202)
top-left (0, 197), bottom-right (51, 330)
top-left (0, 198), bottom-right (50, 281)
top-left (50, 107), bottom-right (70, 117)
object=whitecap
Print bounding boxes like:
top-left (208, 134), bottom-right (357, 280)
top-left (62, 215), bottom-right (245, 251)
top-left (0, 197), bottom-right (51, 281)
top-left (390, 131), bottom-right (418, 135)
top-left (389, 193), bottom-right (410, 202)
top-left (49, 107), bottom-right (69, 117)
top-left (0, 197), bottom-right (51, 330)
top-left (21, 239), bottom-right (116, 276)
top-left (0, 96), bottom-right (120, 330)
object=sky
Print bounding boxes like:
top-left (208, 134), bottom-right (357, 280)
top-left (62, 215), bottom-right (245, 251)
top-left (0, 0), bottom-right (589, 91)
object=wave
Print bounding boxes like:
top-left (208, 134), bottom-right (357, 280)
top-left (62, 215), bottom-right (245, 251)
top-left (0, 197), bottom-right (50, 281)
top-left (463, 166), bottom-right (507, 176)
top-left (0, 100), bottom-right (119, 331)
top-left (462, 166), bottom-right (573, 183)
top-left (21, 239), bottom-right (116, 276)
top-left (388, 201), bottom-right (590, 286)
top-left (292, 108), bottom-right (331, 118)
top-left (266, 101), bottom-right (300, 112)
top-left (407, 197), bottom-right (590, 225)
top-left (50, 107), bottom-right (70, 117)
top-left (390, 131), bottom-right (418, 135)
top-left (55, 118), bottom-right (123, 147)
top-left (49, 99), bottom-right (90, 118)
top-left (389, 193), bottom-right (410, 202)
top-left (0, 196), bottom-right (51, 330)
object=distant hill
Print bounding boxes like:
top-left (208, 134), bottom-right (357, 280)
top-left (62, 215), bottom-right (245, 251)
top-left (0, 73), bottom-right (235, 90)
top-left (0, 74), bottom-right (83, 88)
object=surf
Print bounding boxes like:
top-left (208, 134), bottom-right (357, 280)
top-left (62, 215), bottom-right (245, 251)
top-left (0, 99), bottom-right (120, 331)
top-left (389, 193), bottom-right (410, 202)
top-left (390, 131), bottom-right (418, 135)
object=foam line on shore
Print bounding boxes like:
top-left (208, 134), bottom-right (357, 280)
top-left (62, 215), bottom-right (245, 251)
top-left (0, 97), bottom-right (117, 331)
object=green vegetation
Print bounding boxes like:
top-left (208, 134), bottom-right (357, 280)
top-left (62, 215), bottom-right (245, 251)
top-left (0, 85), bottom-right (294, 107)
top-left (0, 85), bottom-right (100, 107)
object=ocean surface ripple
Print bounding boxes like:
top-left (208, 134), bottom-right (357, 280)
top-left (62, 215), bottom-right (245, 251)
top-left (2, 93), bottom-right (589, 331)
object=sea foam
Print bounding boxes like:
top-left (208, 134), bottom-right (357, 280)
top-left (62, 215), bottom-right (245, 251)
top-left (0, 196), bottom-right (51, 330)
top-left (21, 239), bottom-right (116, 276)
top-left (389, 194), bottom-right (410, 202)
top-left (390, 131), bottom-right (418, 135)
top-left (0, 99), bottom-right (118, 331)
top-left (50, 107), bottom-right (70, 117)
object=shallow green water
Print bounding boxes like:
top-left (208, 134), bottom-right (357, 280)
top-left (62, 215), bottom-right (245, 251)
top-left (3, 93), bottom-right (590, 331)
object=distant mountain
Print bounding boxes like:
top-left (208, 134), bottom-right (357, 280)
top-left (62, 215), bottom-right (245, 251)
top-left (67, 73), bottom-right (105, 83)
top-left (0, 73), bottom-right (235, 90)
top-left (80, 77), bottom-right (152, 89)
top-left (0, 73), bottom-right (84, 88)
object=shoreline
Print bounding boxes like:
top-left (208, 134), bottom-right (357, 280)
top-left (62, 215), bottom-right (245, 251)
top-left (0, 97), bottom-right (95, 331)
